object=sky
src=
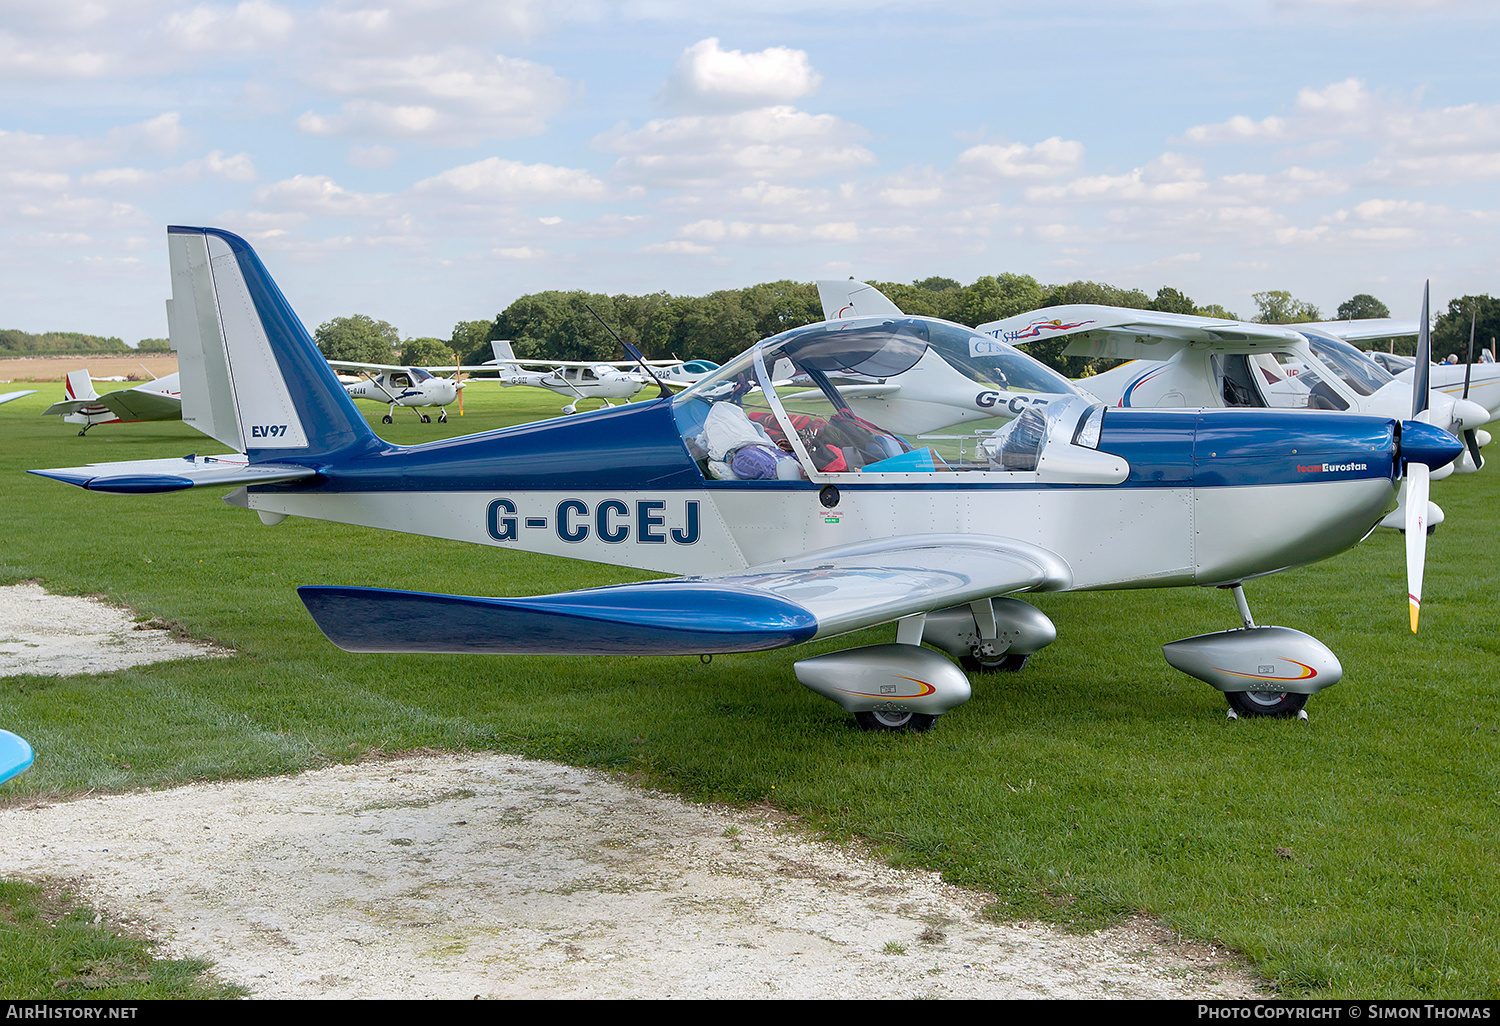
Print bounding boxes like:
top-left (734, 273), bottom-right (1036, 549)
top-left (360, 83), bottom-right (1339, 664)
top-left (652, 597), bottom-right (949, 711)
top-left (3, 0), bottom-right (1499, 344)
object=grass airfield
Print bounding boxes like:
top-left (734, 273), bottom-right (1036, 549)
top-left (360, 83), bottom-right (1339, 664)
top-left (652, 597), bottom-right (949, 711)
top-left (1, 380), bottom-right (1498, 998)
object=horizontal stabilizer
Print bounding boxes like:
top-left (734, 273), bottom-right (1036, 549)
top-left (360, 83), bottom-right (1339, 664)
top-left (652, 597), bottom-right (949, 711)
top-left (299, 534), bottom-right (1071, 656)
top-left (30, 453), bottom-right (315, 494)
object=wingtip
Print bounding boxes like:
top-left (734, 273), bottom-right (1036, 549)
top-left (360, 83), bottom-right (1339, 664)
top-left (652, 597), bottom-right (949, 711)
top-left (1409, 597), bottom-right (1420, 633)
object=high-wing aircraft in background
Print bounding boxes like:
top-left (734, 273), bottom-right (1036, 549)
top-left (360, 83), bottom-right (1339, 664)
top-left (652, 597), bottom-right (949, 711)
top-left (801, 280), bottom-right (1082, 435)
top-left (480, 339), bottom-right (648, 415)
top-left (42, 369), bottom-right (183, 435)
top-left (974, 304), bottom-right (1492, 531)
top-left (330, 362), bottom-right (465, 424)
top-left (33, 228), bottom-right (1463, 729)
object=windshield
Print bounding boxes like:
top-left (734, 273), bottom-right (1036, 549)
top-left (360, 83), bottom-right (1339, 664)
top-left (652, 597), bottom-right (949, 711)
top-left (1303, 334), bottom-right (1393, 396)
top-left (673, 315), bottom-right (1082, 479)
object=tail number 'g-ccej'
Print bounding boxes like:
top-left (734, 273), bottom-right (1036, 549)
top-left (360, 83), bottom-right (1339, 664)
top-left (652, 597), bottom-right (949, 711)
top-left (487, 498), bottom-right (701, 545)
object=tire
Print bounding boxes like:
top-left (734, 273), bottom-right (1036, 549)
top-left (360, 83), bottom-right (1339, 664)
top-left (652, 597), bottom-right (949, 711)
top-left (421, 414), bottom-right (431, 423)
top-left (960, 652), bottom-right (1029, 673)
top-left (1226, 690), bottom-right (1309, 718)
top-left (854, 709), bottom-right (938, 733)
top-left (381, 415), bottom-right (393, 425)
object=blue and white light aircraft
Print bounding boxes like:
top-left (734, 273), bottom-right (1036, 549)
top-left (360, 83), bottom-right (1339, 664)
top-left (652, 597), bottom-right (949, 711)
top-left (31, 228), bottom-right (1464, 729)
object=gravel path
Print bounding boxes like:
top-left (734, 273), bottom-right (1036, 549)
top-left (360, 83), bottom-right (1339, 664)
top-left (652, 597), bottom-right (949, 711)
top-left (0, 584), bottom-right (1268, 999)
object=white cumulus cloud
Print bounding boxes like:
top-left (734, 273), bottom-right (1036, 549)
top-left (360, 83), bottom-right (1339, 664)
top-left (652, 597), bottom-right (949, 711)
top-left (297, 49), bottom-right (572, 144)
top-left (600, 106), bottom-right (875, 185)
top-left (414, 157), bottom-right (610, 201)
top-left (661, 37), bottom-right (822, 112)
top-left (161, 1), bottom-right (294, 52)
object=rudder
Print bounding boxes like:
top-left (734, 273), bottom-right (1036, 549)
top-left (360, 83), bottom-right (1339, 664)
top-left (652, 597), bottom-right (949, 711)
top-left (166, 226), bottom-right (379, 461)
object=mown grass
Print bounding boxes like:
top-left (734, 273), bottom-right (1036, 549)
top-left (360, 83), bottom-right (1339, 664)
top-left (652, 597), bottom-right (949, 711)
top-left (0, 381), bottom-right (1497, 998)
top-left (0, 877), bottom-right (246, 998)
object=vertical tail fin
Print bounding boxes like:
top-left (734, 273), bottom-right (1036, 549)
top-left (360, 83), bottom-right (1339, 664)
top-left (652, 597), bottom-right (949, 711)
top-left (63, 370), bottom-right (97, 402)
top-left (490, 339), bottom-right (520, 370)
top-left (166, 226), bottom-right (379, 461)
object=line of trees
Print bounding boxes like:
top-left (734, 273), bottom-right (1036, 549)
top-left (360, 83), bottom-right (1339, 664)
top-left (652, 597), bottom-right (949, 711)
top-left (0, 329), bottom-right (131, 356)
top-left (307, 276), bottom-right (1496, 377)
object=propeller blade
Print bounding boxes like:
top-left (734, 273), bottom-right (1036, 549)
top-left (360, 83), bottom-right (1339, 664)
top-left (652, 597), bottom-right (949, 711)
top-left (1405, 460), bottom-right (1430, 632)
top-left (1413, 282), bottom-right (1431, 419)
top-left (1465, 429), bottom-right (1485, 471)
top-left (1464, 312), bottom-right (1476, 400)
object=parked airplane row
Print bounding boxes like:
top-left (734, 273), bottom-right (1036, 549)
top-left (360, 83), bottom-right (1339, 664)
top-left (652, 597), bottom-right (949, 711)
top-left (31, 343), bottom-right (722, 434)
top-left (31, 227), bottom-right (1465, 733)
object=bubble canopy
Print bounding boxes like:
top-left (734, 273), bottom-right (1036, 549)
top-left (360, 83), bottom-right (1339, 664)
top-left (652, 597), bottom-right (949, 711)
top-left (676, 316), bottom-right (1078, 402)
top-left (672, 316), bottom-right (1090, 481)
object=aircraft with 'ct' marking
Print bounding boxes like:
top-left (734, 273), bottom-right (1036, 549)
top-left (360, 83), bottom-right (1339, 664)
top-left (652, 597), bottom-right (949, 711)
top-left (31, 227), bottom-right (1463, 730)
top-left (972, 302), bottom-right (1492, 535)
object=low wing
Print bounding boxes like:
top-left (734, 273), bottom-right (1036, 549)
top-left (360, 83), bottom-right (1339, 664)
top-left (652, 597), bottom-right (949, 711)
top-left (0, 389), bottom-right (36, 406)
top-left (96, 386), bottom-right (181, 422)
top-left (976, 305), bottom-right (1305, 361)
top-left (42, 398), bottom-right (102, 417)
top-left (30, 453), bottom-right (316, 494)
top-left (298, 534), bottom-right (1071, 655)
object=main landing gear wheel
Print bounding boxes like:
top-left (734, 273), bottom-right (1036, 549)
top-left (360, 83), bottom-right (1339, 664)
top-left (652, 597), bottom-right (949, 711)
top-left (438, 411), bottom-right (447, 423)
top-left (420, 414), bottom-right (431, 423)
top-left (381, 415), bottom-right (393, 424)
top-left (854, 709), bottom-right (938, 733)
top-left (960, 652), bottom-right (1029, 673)
top-left (1225, 690), bottom-right (1309, 718)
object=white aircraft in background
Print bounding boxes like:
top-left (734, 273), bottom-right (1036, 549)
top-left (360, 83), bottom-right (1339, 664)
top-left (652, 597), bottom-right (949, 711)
top-left (1368, 348), bottom-right (1500, 426)
top-left (807, 280), bottom-right (1101, 436)
top-left (481, 339), bottom-right (649, 415)
top-left (42, 369), bottom-right (182, 435)
top-left (330, 362), bottom-right (465, 424)
top-left (975, 302), bottom-right (1492, 531)
top-left (33, 226), bottom-right (1467, 728)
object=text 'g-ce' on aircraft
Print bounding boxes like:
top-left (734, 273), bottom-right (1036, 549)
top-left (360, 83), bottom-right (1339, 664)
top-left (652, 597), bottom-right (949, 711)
top-left (33, 228), bottom-right (1463, 730)
top-left (42, 369), bottom-right (183, 435)
top-left (330, 362), bottom-right (464, 424)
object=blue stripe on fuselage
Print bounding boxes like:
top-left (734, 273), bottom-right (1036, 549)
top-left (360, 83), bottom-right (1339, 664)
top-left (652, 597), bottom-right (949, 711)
top-left (256, 399), bottom-right (705, 493)
top-left (249, 400), bottom-right (1398, 496)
